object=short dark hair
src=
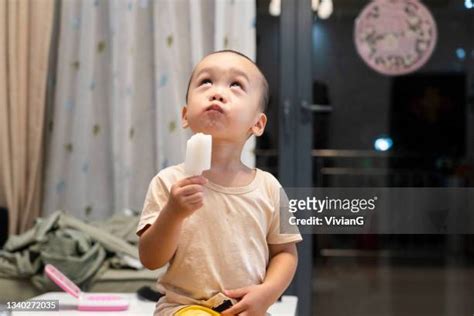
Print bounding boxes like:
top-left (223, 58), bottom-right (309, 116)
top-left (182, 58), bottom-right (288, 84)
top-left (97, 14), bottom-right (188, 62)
top-left (185, 50), bottom-right (269, 113)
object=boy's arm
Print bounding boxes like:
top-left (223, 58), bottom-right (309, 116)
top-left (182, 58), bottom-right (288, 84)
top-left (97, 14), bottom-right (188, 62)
top-left (138, 204), bottom-right (185, 270)
top-left (263, 242), bottom-right (298, 299)
top-left (138, 176), bottom-right (207, 270)
top-left (222, 242), bottom-right (298, 316)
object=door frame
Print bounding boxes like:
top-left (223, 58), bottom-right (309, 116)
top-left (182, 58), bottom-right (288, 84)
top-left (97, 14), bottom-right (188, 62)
top-left (278, 0), bottom-right (314, 315)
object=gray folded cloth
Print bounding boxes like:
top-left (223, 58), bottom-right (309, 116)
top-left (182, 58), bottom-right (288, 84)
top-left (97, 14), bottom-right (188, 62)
top-left (0, 210), bottom-right (141, 291)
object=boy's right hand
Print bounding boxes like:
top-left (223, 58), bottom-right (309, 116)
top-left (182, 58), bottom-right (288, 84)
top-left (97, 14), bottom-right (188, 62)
top-left (166, 175), bottom-right (208, 219)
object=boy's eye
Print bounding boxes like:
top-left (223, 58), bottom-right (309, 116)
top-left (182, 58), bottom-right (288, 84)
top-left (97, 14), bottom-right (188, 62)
top-left (199, 79), bottom-right (212, 85)
top-left (230, 81), bottom-right (242, 88)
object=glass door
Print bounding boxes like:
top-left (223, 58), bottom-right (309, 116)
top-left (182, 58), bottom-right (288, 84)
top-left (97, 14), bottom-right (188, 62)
top-left (309, 1), bottom-right (474, 315)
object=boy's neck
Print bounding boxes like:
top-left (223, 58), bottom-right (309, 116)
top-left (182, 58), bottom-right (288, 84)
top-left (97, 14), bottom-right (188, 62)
top-left (201, 139), bottom-right (256, 187)
top-left (208, 139), bottom-right (246, 171)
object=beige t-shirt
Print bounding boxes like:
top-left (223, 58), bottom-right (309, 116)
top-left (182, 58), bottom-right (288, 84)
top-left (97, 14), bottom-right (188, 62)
top-left (137, 163), bottom-right (302, 315)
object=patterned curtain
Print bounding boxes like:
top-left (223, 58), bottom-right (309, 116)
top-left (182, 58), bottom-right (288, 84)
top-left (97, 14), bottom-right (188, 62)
top-left (42, 0), bottom-right (256, 220)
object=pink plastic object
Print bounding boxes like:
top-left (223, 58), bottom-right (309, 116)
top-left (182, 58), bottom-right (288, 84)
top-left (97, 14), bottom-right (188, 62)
top-left (44, 264), bottom-right (129, 311)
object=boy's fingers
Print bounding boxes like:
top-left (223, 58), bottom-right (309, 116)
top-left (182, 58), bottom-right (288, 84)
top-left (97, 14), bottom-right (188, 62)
top-left (184, 192), bottom-right (203, 203)
top-left (188, 200), bottom-right (203, 207)
top-left (221, 302), bottom-right (246, 316)
top-left (189, 202), bottom-right (203, 210)
top-left (177, 176), bottom-right (208, 187)
top-left (224, 287), bottom-right (249, 299)
top-left (178, 184), bottom-right (204, 196)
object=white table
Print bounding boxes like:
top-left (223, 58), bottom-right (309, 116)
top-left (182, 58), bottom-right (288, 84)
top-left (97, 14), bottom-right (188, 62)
top-left (267, 295), bottom-right (298, 316)
top-left (10, 292), bottom-right (154, 316)
top-left (11, 292), bottom-right (297, 316)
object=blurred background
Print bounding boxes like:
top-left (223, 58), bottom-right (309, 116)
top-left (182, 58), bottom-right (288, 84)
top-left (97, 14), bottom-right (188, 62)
top-left (0, 0), bottom-right (473, 315)
top-left (256, 0), bottom-right (474, 315)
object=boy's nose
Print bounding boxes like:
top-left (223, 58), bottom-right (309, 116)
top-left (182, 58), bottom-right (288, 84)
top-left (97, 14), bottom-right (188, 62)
top-left (209, 91), bottom-right (227, 103)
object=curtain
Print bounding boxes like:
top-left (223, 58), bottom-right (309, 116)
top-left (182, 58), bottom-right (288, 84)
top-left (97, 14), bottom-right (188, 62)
top-left (0, 0), bottom-right (55, 234)
top-left (42, 0), bottom-right (256, 221)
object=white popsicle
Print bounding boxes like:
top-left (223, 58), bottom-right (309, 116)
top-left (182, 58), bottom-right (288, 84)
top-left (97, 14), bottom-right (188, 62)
top-left (184, 133), bottom-right (212, 176)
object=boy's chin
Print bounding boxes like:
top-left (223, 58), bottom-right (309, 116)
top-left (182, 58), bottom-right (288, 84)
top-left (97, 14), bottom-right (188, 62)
top-left (190, 129), bottom-right (238, 142)
top-left (190, 125), bottom-right (226, 137)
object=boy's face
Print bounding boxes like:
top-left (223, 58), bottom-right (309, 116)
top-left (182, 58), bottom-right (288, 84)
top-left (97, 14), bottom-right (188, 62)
top-left (182, 52), bottom-right (266, 142)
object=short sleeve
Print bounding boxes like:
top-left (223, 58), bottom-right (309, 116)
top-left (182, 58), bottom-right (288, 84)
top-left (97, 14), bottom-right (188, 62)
top-left (136, 175), bottom-right (170, 236)
top-left (267, 186), bottom-right (303, 245)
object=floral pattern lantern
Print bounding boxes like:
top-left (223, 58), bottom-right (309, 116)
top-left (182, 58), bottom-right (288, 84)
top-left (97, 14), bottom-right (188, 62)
top-left (354, 0), bottom-right (437, 76)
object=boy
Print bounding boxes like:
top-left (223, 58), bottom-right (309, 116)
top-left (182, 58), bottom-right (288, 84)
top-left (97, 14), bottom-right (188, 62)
top-left (137, 50), bottom-right (302, 316)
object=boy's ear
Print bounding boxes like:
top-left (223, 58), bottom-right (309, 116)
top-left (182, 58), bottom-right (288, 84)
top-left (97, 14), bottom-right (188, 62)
top-left (250, 113), bottom-right (267, 137)
top-left (181, 106), bottom-right (189, 128)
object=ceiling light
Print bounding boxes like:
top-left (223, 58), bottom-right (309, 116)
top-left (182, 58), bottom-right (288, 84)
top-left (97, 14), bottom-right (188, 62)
top-left (269, 0), bottom-right (281, 16)
top-left (317, 0), bottom-right (333, 19)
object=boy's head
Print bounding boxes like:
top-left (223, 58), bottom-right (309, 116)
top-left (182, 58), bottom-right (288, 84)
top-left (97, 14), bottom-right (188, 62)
top-left (182, 50), bottom-right (268, 142)
top-left (185, 50), bottom-right (269, 113)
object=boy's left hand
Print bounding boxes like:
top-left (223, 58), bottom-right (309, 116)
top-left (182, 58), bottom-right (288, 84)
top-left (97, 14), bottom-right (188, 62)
top-left (221, 284), bottom-right (273, 316)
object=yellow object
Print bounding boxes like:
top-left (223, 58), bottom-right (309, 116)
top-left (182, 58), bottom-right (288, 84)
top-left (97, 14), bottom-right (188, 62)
top-left (175, 305), bottom-right (220, 316)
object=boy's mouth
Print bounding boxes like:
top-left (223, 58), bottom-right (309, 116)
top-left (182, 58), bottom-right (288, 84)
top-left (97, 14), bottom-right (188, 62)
top-left (205, 104), bottom-right (224, 114)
